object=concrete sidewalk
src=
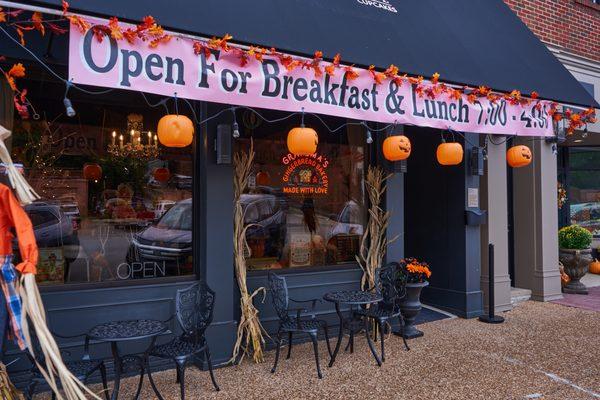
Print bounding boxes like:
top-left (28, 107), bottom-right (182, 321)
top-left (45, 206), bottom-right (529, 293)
top-left (38, 301), bottom-right (599, 400)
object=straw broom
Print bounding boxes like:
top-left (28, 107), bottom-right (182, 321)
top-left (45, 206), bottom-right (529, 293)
top-left (229, 140), bottom-right (267, 364)
top-left (19, 275), bottom-right (102, 400)
top-left (1, 361), bottom-right (24, 400)
top-left (0, 125), bottom-right (99, 399)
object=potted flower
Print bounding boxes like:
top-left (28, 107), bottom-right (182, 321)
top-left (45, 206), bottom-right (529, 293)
top-left (397, 258), bottom-right (431, 339)
top-left (559, 225), bottom-right (593, 294)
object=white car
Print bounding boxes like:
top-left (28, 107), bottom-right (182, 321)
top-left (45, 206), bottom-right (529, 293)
top-left (154, 200), bottom-right (176, 220)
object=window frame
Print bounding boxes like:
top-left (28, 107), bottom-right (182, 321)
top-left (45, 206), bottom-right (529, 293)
top-left (37, 97), bottom-right (203, 293)
top-left (558, 145), bottom-right (600, 238)
top-left (244, 120), bottom-right (379, 276)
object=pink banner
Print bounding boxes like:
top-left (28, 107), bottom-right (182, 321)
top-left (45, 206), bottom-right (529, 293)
top-left (68, 18), bottom-right (554, 137)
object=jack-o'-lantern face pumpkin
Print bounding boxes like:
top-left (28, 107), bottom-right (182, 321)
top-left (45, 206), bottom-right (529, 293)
top-left (507, 145), bottom-right (532, 168)
top-left (287, 126), bottom-right (318, 155)
top-left (383, 135), bottom-right (412, 161)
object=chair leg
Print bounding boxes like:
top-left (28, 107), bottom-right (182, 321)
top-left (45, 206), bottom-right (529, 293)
top-left (204, 346), bottom-right (220, 391)
top-left (99, 363), bottom-right (110, 400)
top-left (175, 360), bottom-right (186, 400)
top-left (378, 320), bottom-right (386, 362)
top-left (271, 330), bottom-right (282, 374)
top-left (26, 381), bottom-right (38, 400)
top-left (175, 365), bottom-right (181, 383)
top-left (286, 331), bottom-right (293, 360)
top-left (373, 320), bottom-right (377, 342)
top-left (308, 332), bottom-right (322, 379)
top-left (321, 321), bottom-right (332, 358)
top-left (399, 316), bottom-right (410, 351)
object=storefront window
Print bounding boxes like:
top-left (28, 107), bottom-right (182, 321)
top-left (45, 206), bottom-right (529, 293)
top-left (1, 66), bottom-right (195, 285)
top-left (234, 110), bottom-right (367, 271)
top-left (568, 147), bottom-right (600, 237)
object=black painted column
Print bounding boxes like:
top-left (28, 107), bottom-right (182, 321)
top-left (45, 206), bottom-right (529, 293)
top-left (200, 103), bottom-right (237, 366)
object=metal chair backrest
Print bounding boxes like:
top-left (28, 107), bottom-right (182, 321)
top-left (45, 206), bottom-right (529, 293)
top-left (379, 262), bottom-right (404, 311)
top-left (176, 282), bottom-right (216, 340)
top-left (268, 272), bottom-right (291, 324)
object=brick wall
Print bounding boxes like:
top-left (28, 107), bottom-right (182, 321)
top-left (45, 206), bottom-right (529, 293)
top-left (504, 0), bottom-right (600, 62)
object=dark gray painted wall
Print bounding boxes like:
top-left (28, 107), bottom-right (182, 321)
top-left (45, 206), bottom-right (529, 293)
top-left (404, 127), bottom-right (483, 318)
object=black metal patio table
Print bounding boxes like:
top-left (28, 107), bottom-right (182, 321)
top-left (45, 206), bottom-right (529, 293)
top-left (88, 319), bottom-right (169, 400)
top-left (323, 290), bottom-right (383, 367)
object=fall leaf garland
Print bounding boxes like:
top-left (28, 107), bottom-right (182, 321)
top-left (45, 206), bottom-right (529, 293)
top-left (0, 2), bottom-right (596, 133)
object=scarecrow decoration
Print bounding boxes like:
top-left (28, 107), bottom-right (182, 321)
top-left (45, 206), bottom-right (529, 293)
top-left (0, 124), bottom-right (98, 400)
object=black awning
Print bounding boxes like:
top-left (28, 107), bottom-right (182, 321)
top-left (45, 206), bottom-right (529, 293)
top-left (28, 0), bottom-right (598, 107)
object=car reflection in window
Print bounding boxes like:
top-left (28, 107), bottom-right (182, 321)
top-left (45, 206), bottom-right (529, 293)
top-left (571, 202), bottom-right (600, 235)
top-left (127, 198), bottom-right (193, 277)
top-left (12, 202), bottom-right (80, 282)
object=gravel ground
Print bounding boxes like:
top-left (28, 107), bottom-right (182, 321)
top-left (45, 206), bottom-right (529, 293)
top-left (38, 301), bottom-right (599, 400)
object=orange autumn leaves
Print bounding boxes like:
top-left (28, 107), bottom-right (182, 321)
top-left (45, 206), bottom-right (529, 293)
top-left (192, 32), bottom-right (593, 128)
top-left (62, 1), bottom-right (171, 48)
top-left (1, 4), bottom-right (596, 129)
top-left (4, 63), bottom-right (25, 91)
top-left (1, 62), bottom-right (28, 119)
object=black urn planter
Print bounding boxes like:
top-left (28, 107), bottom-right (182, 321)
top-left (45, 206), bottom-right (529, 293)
top-left (399, 281), bottom-right (428, 339)
top-left (560, 248), bottom-right (592, 294)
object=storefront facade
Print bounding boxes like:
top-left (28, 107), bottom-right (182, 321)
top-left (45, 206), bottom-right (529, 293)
top-left (0, 0), bottom-right (597, 387)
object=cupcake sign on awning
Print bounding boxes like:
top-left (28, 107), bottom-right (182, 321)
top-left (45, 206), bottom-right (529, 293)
top-left (68, 17), bottom-right (554, 137)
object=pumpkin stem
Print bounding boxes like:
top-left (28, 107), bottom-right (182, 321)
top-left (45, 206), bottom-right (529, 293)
top-left (173, 92), bottom-right (179, 115)
top-left (300, 107), bottom-right (305, 127)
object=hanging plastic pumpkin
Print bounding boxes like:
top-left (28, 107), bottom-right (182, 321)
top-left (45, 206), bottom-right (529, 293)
top-left (157, 115), bottom-right (194, 147)
top-left (436, 142), bottom-right (463, 165)
top-left (153, 167), bottom-right (170, 183)
top-left (83, 163), bottom-right (102, 181)
top-left (256, 170), bottom-right (271, 186)
top-left (506, 145), bottom-right (532, 168)
top-left (287, 126), bottom-right (318, 155)
top-left (382, 135), bottom-right (412, 161)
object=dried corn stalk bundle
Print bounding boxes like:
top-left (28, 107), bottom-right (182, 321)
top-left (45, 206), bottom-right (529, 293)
top-left (230, 140), bottom-right (266, 364)
top-left (1, 362), bottom-right (24, 400)
top-left (20, 274), bottom-right (101, 399)
top-left (357, 165), bottom-right (397, 292)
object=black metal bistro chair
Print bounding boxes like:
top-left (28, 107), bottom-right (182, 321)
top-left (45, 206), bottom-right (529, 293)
top-left (354, 262), bottom-right (410, 362)
top-left (268, 272), bottom-right (332, 379)
top-left (149, 282), bottom-right (219, 400)
top-left (25, 331), bottom-right (109, 400)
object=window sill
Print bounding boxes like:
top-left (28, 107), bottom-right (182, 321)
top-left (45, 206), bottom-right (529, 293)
top-left (38, 275), bottom-right (198, 293)
top-left (247, 262), bottom-right (361, 277)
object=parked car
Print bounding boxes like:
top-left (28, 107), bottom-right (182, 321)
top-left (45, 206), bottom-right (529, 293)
top-left (327, 200), bottom-right (364, 238)
top-left (154, 200), bottom-right (176, 220)
top-left (571, 202), bottom-right (600, 233)
top-left (13, 202), bottom-right (80, 263)
top-left (60, 202), bottom-right (81, 230)
top-left (127, 194), bottom-right (288, 272)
